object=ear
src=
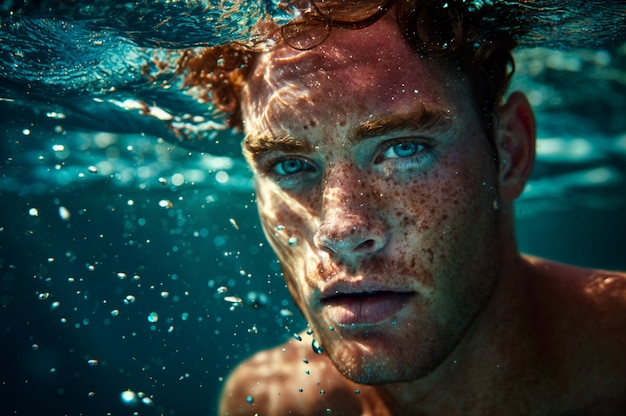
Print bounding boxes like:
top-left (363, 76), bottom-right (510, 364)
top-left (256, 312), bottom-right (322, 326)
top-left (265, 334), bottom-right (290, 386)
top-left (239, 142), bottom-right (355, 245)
top-left (495, 91), bottom-right (536, 203)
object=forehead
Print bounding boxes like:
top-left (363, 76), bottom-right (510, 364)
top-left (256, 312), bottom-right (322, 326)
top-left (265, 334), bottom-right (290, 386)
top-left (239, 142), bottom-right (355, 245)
top-left (240, 15), bottom-right (465, 136)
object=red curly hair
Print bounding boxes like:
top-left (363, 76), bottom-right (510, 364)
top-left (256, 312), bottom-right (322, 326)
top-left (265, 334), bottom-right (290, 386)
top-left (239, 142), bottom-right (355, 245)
top-left (174, 0), bottom-right (529, 139)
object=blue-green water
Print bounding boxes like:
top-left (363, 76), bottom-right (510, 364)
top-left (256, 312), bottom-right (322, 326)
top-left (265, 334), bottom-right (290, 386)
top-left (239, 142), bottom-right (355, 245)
top-left (1, 1), bottom-right (626, 415)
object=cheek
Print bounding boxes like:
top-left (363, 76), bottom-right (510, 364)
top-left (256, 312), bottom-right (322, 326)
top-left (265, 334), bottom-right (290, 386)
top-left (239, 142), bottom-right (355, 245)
top-left (382, 155), bottom-right (497, 267)
top-left (255, 181), bottom-right (320, 288)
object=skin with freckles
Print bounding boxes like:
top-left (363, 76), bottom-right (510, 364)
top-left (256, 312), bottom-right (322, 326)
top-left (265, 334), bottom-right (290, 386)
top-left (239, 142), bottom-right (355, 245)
top-left (218, 13), bottom-right (626, 416)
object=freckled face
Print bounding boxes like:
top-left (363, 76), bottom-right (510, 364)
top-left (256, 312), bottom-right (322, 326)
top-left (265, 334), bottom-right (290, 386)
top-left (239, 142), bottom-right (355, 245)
top-left (241, 17), bottom-right (504, 384)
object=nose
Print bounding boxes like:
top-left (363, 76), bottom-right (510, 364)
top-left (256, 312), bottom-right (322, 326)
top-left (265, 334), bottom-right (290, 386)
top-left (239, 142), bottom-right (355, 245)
top-left (314, 181), bottom-right (388, 262)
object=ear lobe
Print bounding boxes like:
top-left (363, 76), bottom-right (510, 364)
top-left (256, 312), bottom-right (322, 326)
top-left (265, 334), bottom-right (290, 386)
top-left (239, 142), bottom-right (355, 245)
top-left (496, 91), bottom-right (536, 202)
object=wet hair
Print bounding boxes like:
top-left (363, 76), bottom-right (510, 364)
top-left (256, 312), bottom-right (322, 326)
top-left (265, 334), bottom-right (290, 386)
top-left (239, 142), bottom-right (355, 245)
top-left (176, 0), bottom-right (530, 138)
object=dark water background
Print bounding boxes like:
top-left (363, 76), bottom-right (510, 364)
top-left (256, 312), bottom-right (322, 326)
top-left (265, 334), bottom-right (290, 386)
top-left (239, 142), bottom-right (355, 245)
top-left (2, 1), bottom-right (626, 415)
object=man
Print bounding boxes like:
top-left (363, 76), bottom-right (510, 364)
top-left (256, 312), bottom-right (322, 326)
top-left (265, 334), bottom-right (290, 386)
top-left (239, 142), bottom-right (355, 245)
top-left (204, 1), bottom-right (626, 414)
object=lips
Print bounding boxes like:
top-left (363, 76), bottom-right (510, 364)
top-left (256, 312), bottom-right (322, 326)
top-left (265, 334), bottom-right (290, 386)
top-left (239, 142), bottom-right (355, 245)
top-left (321, 290), bottom-right (416, 326)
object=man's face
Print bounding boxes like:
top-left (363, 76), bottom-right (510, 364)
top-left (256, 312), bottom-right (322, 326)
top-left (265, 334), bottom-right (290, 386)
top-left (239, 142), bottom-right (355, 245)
top-left (240, 15), bottom-right (505, 384)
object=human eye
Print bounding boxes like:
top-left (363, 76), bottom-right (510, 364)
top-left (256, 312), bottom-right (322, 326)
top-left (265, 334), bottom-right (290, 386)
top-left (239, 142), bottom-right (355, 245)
top-left (272, 158), bottom-right (311, 176)
top-left (259, 155), bottom-right (317, 183)
top-left (374, 138), bottom-right (431, 165)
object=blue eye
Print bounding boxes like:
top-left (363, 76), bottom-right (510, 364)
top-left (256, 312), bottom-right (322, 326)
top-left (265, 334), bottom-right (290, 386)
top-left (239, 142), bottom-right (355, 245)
top-left (382, 142), bottom-right (423, 159)
top-left (273, 158), bottom-right (308, 176)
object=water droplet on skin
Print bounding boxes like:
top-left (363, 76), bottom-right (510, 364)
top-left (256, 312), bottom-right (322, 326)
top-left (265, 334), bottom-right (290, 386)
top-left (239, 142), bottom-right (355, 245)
top-left (320, 390), bottom-right (326, 395)
top-left (287, 236), bottom-right (299, 246)
top-left (298, 388), bottom-right (303, 392)
top-left (306, 329), bottom-right (314, 335)
top-left (276, 224), bottom-right (285, 231)
top-left (246, 395), bottom-right (254, 404)
top-left (293, 333), bottom-right (302, 341)
top-left (354, 389), bottom-right (360, 395)
top-left (312, 338), bottom-right (323, 354)
top-left (328, 325), bottom-right (334, 331)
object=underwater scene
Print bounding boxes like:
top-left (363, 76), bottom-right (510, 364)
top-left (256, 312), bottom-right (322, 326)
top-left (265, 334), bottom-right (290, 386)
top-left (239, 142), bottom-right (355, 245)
top-left (1, 1), bottom-right (626, 415)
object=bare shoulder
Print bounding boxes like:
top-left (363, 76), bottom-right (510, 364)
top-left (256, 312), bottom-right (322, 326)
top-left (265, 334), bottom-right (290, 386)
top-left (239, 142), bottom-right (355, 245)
top-left (525, 256), bottom-right (626, 319)
top-left (218, 334), bottom-right (366, 415)
top-left (524, 256), bottom-right (626, 410)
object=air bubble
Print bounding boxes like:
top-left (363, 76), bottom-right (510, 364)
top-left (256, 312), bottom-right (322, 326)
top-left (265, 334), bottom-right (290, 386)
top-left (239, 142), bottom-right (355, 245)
top-left (87, 359), bottom-right (99, 366)
top-left (158, 200), bottom-right (173, 209)
top-left (312, 338), bottom-right (323, 354)
top-left (224, 296), bottom-right (242, 306)
top-left (120, 390), bottom-right (138, 406)
top-left (58, 206), bottom-right (71, 221)
top-left (216, 286), bottom-right (228, 294)
top-left (147, 312), bottom-right (159, 323)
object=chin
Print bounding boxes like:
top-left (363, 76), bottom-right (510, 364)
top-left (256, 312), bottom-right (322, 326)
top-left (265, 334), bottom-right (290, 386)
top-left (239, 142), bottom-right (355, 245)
top-left (322, 326), bottom-right (454, 385)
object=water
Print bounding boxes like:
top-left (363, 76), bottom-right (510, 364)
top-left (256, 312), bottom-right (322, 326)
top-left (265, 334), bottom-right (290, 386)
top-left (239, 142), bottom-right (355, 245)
top-left (1, 1), bottom-right (626, 415)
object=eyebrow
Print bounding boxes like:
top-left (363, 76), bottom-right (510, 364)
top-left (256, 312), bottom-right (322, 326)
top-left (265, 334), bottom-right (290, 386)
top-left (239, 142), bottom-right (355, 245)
top-left (243, 105), bottom-right (452, 157)
top-left (351, 105), bottom-right (452, 145)
top-left (243, 132), bottom-right (315, 157)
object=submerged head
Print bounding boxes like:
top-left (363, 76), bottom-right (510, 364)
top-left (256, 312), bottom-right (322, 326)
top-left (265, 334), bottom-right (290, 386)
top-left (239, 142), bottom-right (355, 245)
top-left (195, 0), bottom-right (536, 384)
